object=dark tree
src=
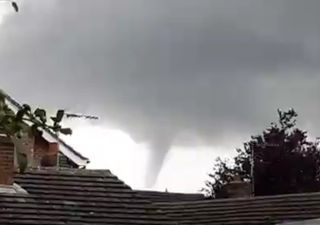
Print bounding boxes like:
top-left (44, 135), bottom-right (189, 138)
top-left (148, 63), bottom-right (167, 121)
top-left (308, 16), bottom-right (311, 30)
top-left (202, 157), bottom-right (234, 198)
top-left (203, 109), bottom-right (320, 197)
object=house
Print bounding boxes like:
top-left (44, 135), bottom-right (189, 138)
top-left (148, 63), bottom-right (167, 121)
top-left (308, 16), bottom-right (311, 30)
top-left (1, 92), bottom-right (320, 224)
top-left (2, 134), bottom-right (320, 225)
top-left (0, 135), bottom-right (175, 225)
top-left (1, 134), bottom-right (320, 224)
top-left (2, 90), bottom-right (89, 168)
top-left (156, 191), bottom-right (320, 225)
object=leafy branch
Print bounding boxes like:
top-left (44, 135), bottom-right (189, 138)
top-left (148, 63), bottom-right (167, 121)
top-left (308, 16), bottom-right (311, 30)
top-left (0, 94), bottom-right (72, 138)
top-left (0, 91), bottom-right (72, 172)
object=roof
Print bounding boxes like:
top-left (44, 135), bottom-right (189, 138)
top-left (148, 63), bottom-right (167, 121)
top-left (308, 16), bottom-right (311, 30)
top-left (156, 192), bottom-right (320, 225)
top-left (0, 168), bottom-right (319, 224)
top-left (2, 90), bottom-right (90, 166)
top-left (0, 168), bottom-right (174, 225)
top-left (279, 218), bottom-right (320, 225)
top-left (136, 190), bottom-right (205, 203)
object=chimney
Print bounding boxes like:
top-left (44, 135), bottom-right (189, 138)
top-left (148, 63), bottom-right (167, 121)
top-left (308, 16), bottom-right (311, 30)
top-left (0, 135), bottom-right (15, 185)
top-left (40, 142), bottom-right (59, 167)
top-left (222, 175), bottom-right (251, 198)
top-left (12, 131), bottom-right (59, 169)
top-left (12, 134), bottom-right (34, 169)
top-left (33, 132), bottom-right (49, 167)
top-left (34, 132), bottom-right (59, 168)
top-left (0, 130), bottom-right (60, 186)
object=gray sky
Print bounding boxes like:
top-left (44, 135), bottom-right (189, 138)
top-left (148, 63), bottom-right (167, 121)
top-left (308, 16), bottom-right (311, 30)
top-left (1, 0), bottom-right (320, 192)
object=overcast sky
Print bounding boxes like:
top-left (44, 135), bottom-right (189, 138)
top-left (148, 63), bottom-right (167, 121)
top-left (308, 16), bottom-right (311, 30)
top-left (1, 0), bottom-right (320, 192)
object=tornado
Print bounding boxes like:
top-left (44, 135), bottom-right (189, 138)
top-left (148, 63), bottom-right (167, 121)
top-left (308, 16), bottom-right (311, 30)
top-left (145, 132), bottom-right (172, 188)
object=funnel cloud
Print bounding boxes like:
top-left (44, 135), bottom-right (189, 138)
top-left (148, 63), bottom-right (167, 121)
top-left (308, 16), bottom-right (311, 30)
top-left (145, 131), bottom-right (173, 188)
top-left (1, 1), bottom-right (320, 188)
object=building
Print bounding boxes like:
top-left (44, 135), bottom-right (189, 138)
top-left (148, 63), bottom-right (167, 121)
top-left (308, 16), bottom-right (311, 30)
top-left (1, 92), bottom-right (320, 225)
top-left (2, 90), bottom-right (89, 169)
top-left (0, 135), bottom-right (175, 225)
top-left (156, 191), bottom-right (320, 225)
top-left (1, 134), bottom-right (320, 225)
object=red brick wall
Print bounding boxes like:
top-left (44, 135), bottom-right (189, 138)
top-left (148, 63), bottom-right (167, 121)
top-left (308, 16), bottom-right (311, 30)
top-left (0, 132), bottom-right (59, 186)
top-left (34, 133), bottom-right (58, 167)
top-left (0, 135), bottom-right (14, 185)
top-left (33, 133), bottom-right (50, 167)
top-left (40, 143), bottom-right (58, 167)
top-left (223, 181), bottom-right (252, 198)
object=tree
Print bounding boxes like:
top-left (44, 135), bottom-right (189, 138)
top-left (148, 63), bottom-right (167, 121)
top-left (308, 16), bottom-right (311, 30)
top-left (203, 109), bottom-right (320, 197)
top-left (0, 90), bottom-right (72, 172)
top-left (202, 157), bottom-right (234, 198)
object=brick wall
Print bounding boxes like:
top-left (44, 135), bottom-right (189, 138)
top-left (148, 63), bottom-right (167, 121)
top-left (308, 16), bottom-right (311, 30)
top-left (33, 133), bottom-right (50, 167)
top-left (224, 181), bottom-right (251, 198)
top-left (0, 132), bottom-right (62, 186)
top-left (15, 132), bottom-right (59, 168)
top-left (12, 134), bottom-right (34, 168)
top-left (0, 135), bottom-right (14, 185)
top-left (40, 143), bottom-right (58, 167)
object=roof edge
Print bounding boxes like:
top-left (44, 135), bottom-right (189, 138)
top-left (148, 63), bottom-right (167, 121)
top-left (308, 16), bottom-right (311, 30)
top-left (1, 90), bottom-right (90, 167)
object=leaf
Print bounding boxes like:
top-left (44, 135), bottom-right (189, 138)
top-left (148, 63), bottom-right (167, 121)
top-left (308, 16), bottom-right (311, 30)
top-left (11, 2), bottom-right (18, 12)
top-left (34, 108), bottom-right (47, 123)
top-left (15, 109), bottom-right (25, 122)
top-left (50, 116), bottom-right (57, 123)
top-left (0, 109), bottom-right (5, 120)
top-left (51, 123), bottom-right (61, 132)
top-left (59, 128), bottom-right (72, 135)
top-left (0, 96), bottom-right (5, 109)
top-left (55, 110), bottom-right (65, 123)
top-left (22, 104), bottom-right (31, 112)
top-left (0, 90), bottom-right (5, 101)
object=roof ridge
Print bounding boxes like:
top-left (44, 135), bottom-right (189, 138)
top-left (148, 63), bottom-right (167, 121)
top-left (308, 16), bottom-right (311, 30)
top-left (157, 191), bottom-right (320, 205)
top-left (136, 190), bottom-right (203, 195)
top-left (24, 167), bottom-right (112, 175)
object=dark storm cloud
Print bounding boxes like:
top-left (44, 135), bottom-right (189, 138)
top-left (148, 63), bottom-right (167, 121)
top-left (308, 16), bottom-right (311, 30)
top-left (1, 0), bottom-right (320, 186)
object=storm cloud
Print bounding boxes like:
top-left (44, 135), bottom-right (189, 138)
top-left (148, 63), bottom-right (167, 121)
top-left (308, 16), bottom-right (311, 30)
top-left (1, 0), bottom-right (320, 187)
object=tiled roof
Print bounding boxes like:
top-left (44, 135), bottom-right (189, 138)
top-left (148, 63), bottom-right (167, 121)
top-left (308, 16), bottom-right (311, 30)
top-left (279, 218), bottom-right (320, 225)
top-left (0, 168), bottom-right (175, 225)
top-left (156, 192), bottom-right (320, 225)
top-left (136, 190), bottom-right (205, 203)
top-left (0, 168), bottom-right (320, 225)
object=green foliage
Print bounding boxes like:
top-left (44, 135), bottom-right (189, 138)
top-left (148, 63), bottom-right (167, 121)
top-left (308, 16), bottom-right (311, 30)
top-left (52, 109), bottom-right (64, 124)
top-left (201, 158), bottom-right (234, 197)
top-left (0, 91), bottom-right (72, 137)
top-left (59, 128), bottom-right (72, 135)
top-left (203, 109), bottom-right (320, 198)
top-left (0, 91), bottom-right (72, 172)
